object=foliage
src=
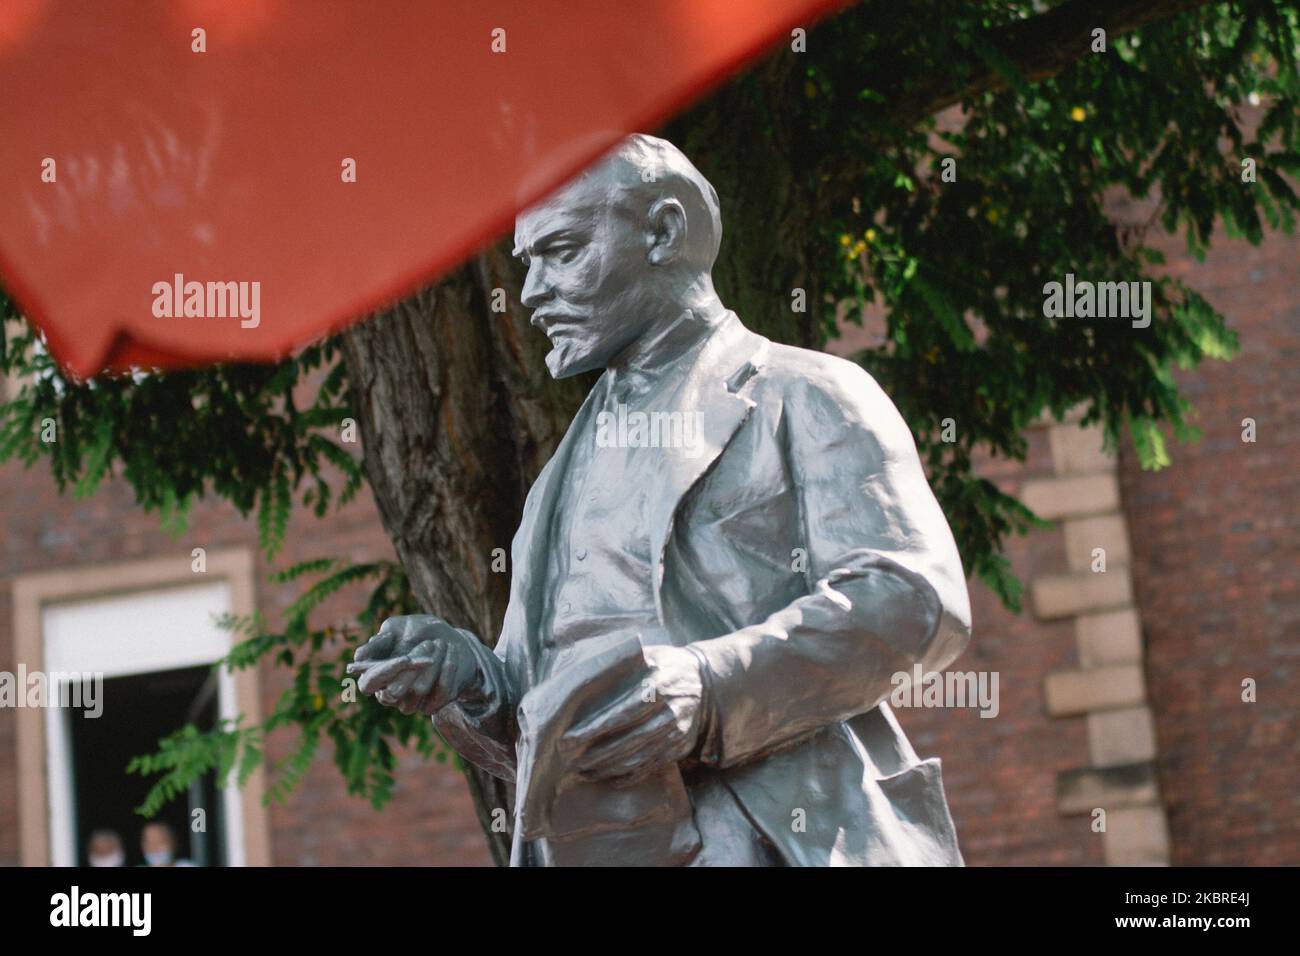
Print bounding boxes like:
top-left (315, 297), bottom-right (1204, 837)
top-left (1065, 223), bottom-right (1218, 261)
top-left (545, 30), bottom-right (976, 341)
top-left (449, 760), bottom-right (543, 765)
top-left (127, 557), bottom-right (448, 814)
top-left (0, 304), bottom-right (363, 556)
top-left (766, 0), bottom-right (1298, 605)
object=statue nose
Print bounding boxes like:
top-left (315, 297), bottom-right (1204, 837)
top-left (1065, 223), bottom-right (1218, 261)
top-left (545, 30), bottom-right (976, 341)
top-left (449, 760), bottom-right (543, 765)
top-left (520, 266), bottom-right (550, 310)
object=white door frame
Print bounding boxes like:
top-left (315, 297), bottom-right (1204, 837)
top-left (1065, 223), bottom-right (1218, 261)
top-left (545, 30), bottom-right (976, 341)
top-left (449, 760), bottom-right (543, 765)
top-left (12, 549), bottom-right (271, 866)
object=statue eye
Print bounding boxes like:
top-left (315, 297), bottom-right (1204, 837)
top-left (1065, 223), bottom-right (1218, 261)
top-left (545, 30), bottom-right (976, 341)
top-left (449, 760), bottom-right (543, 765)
top-left (552, 245), bottom-right (580, 264)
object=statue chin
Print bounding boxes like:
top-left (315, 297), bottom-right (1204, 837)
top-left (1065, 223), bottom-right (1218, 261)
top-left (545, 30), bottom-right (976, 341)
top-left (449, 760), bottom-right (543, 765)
top-left (544, 348), bottom-right (574, 380)
top-left (545, 343), bottom-right (599, 380)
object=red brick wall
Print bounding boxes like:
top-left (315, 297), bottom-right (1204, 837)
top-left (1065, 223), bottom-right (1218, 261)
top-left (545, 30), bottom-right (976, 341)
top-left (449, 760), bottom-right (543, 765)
top-left (1119, 228), bottom-right (1300, 865)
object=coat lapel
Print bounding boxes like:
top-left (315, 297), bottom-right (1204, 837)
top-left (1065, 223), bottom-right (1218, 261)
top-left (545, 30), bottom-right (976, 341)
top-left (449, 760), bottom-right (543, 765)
top-left (645, 315), bottom-right (767, 621)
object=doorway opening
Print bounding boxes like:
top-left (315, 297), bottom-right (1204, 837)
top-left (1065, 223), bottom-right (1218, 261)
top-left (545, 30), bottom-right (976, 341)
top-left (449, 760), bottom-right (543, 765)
top-left (39, 578), bottom-right (252, 866)
top-left (66, 665), bottom-right (227, 866)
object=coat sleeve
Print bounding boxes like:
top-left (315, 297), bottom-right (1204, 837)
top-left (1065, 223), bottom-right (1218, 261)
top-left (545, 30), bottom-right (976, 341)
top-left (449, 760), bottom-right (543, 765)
top-left (686, 358), bottom-right (972, 770)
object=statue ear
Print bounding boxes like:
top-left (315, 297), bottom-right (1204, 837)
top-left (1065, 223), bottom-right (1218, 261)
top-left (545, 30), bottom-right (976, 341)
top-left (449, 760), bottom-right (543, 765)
top-left (646, 197), bottom-right (687, 265)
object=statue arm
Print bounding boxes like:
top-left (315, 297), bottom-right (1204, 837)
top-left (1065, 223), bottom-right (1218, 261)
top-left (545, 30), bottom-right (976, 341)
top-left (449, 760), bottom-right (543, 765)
top-left (686, 363), bottom-right (972, 770)
top-left (431, 636), bottom-right (519, 782)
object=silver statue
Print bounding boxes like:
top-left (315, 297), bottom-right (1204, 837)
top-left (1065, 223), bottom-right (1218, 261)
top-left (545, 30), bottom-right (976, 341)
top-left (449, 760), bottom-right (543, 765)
top-left (349, 134), bottom-right (972, 866)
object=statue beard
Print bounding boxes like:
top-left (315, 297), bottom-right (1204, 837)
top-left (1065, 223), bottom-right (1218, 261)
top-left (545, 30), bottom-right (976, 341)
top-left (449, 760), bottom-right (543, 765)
top-left (544, 334), bottom-right (597, 380)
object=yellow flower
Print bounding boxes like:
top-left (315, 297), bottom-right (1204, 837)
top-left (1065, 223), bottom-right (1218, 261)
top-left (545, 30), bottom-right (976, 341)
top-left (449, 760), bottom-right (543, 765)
top-left (839, 233), bottom-right (852, 246)
top-left (1070, 106), bottom-right (1087, 122)
top-left (313, 693), bottom-right (324, 711)
top-left (864, 228), bottom-right (877, 242)
top-left (985, 208), bottom-right (1000, 224)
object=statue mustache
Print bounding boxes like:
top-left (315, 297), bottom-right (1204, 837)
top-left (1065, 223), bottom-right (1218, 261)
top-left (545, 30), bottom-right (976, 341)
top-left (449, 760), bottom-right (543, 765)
top-left (531, 309), bottom-right (587, 332)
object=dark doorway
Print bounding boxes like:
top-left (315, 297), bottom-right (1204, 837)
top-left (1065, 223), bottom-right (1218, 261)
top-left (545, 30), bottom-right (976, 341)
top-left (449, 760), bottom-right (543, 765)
top-left (66, 665), bottom-right (227, 866)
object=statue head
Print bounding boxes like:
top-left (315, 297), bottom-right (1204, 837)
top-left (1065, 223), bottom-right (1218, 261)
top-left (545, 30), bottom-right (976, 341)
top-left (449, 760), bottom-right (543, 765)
top-left (513, 134), bottom-right (723, 379)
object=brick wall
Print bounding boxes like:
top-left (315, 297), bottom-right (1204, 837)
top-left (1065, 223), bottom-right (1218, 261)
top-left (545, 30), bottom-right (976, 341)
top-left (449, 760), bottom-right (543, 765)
top-left (1118, 228), bottom-right (1300, 865)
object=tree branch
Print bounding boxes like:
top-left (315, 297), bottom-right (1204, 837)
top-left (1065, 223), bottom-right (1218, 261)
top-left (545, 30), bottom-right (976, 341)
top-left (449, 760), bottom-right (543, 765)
top-left (885, 0), bottom-right (1215, 127)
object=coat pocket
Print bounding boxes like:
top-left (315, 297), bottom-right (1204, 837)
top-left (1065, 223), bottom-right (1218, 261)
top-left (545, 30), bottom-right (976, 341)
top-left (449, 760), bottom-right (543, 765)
top-left (874, 757), bottom-right (965, 866)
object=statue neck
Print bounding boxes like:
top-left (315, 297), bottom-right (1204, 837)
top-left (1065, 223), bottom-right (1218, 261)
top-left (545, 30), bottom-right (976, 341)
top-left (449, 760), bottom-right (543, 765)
top-left (610, 306), bottom-right (727, 381)
top-left (609, 275), bottom-right (726, 376)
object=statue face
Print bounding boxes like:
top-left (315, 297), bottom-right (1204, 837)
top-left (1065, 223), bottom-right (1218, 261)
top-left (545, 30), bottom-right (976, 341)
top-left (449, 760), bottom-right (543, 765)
top-left (514, 172), bottom-right (664, 379)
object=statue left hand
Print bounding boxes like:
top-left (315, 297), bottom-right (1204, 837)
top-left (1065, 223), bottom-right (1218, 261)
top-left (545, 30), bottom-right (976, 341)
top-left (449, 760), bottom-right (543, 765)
top-left (559, 644), bottom-right (704, 783)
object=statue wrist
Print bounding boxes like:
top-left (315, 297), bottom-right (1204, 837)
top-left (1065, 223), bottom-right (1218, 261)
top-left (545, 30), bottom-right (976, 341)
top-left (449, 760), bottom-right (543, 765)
top-left (444, 628), bottom-right (494, 713)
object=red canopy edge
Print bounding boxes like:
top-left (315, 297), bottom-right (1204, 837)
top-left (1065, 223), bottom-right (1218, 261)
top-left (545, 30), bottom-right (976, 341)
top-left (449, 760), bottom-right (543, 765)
top-left (0, 1), bottom-right (847, 379)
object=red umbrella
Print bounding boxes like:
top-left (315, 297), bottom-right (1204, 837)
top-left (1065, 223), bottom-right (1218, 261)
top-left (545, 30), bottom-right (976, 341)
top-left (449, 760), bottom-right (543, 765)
top-left (0, 0), bottom-right (844, 377)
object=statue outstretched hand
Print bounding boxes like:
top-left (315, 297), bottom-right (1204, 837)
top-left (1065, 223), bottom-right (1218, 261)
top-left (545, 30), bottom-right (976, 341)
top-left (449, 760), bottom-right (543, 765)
top-left (348, 615), bottom-right (481, 716)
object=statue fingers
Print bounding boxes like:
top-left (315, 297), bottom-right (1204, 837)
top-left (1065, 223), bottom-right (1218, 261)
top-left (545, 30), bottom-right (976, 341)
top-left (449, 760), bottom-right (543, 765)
top-left (392, 644), bottom-right (453, 713)
top-left (395, 692), bottom-right (423, 716)
top-left (383, 667), bottom-right (420, 701)
top-left (404, 660), bottom-right (441, 710)
top-left (395, 617), bottom-right (458, 656)
top-left (421, 647), bottom-right (473, 712)
top-left (405, 638), bottom-right (441, 664)
top-left (356, 656), bottom-right (412, 696)
top-left (572, 711), bottom-right (676, 780)
top-left (559, 691), bottom-right (657, 759)
top-left (353, 624), bottom-right (402, 663)
top-left (384, 641), bottom-right (442, 699)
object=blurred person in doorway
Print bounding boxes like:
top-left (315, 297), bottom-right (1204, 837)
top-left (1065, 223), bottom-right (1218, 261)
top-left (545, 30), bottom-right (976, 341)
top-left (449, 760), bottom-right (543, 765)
top-left (140, 821), bottom-right (197, 867)
top-left (86, 828), bottom-right (126, 867)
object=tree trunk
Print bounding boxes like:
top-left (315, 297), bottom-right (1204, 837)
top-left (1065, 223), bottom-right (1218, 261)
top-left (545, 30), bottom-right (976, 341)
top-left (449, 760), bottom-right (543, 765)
top-left (339, 241), bottom-right (588, 864)
top-left (664, 56), bottom-right (825, 350)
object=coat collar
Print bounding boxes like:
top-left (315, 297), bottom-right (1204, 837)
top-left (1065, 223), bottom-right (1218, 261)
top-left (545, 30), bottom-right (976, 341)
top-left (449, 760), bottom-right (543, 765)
top-left (605, 307), bottom-right (725, 400)
top-left (641, 312), bottom-right (765, 619)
